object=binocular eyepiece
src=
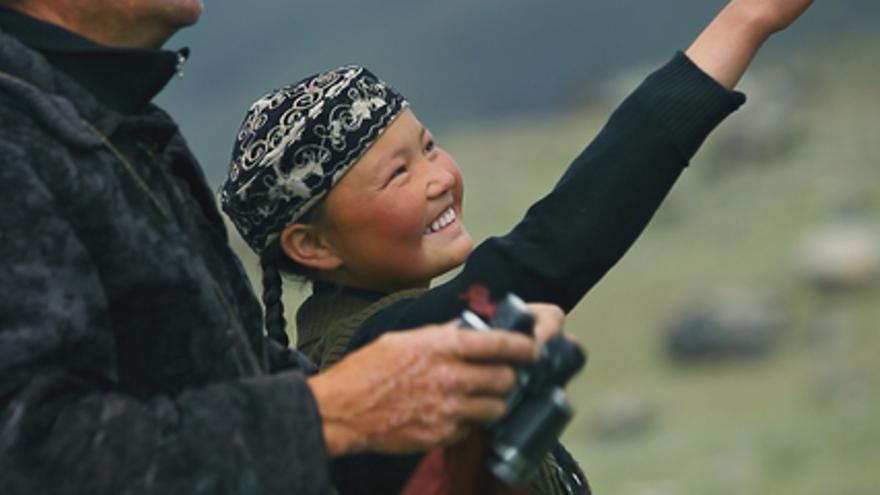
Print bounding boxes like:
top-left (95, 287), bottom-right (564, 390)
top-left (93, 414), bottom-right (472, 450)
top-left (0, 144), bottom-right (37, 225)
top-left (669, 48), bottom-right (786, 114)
top-left (460, 293), bottom-right (586, 487)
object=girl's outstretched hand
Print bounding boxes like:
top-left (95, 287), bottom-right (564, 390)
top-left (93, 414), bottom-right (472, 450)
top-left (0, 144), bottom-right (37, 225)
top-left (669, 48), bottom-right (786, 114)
top-left (731, 0), bottom-right (814, 35)
top-left (686, 0), bottom-right (814, 89)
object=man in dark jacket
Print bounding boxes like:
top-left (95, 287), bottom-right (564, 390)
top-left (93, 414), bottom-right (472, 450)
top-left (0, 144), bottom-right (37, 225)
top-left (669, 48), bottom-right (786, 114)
top-left (0, 1), bottom-right (547, 493)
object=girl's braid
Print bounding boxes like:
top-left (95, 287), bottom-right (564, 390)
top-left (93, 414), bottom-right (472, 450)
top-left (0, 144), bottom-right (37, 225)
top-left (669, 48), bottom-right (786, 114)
top-left (260, 245), bottom-right (289, 347)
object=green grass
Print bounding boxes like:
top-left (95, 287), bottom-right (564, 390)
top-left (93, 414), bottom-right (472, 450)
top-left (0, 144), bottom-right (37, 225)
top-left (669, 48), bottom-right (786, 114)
top-left (226, 36), bottom-right (879, 494)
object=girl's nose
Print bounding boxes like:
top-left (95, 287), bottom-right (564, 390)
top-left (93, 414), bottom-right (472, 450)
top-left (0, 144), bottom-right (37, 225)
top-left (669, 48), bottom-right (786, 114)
top-left (425, 163), bottom-right (456, 199)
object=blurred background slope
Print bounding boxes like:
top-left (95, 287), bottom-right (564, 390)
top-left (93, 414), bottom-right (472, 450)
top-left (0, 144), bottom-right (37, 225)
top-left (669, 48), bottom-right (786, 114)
top-left (159, 2), bottom-right (879, 494)
top-left (159, 0), bottom-right (878, 182)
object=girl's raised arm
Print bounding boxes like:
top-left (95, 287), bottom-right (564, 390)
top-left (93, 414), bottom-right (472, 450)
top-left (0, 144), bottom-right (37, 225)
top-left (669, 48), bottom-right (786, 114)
top-left (353, 0), bottom-right (817, 336)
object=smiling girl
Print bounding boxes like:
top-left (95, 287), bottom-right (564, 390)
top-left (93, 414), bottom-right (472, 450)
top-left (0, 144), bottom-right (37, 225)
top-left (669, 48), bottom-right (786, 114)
top-left (220, 1), bottom-right (813, 492)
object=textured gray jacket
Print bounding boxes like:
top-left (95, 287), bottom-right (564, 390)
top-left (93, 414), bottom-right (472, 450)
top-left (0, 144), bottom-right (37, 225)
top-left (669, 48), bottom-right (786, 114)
top-left (0, 30), bottom-right (332, 494)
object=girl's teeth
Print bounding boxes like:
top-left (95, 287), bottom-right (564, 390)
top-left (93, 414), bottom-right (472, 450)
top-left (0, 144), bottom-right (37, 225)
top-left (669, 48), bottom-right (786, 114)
top-left (426, 208), bottom-right (456, 234)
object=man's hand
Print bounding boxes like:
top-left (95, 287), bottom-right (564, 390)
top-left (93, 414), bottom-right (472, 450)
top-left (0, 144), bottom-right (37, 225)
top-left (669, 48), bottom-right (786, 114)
top-left (307, 303), bottom-right (574, 457)
top-left (308, 322), bottom-right (533, 456)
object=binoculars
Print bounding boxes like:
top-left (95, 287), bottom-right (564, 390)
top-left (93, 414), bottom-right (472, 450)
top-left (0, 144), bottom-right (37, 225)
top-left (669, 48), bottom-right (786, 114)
top-left (460, 292), bottom-right (586, 487)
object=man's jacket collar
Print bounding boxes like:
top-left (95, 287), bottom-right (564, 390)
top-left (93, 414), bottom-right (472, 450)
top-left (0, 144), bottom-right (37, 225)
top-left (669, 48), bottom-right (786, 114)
top-left (0, 7), bottom-right (185, 115)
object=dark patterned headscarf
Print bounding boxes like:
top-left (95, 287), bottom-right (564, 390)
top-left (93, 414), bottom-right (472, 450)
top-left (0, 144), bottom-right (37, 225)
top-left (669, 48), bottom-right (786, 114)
top-left (220, 66), bottom-right (409, 253)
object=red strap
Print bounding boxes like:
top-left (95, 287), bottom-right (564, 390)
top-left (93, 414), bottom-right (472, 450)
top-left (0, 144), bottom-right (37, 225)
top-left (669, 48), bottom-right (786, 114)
top-left (459, 284), bottom-right (497, 320)
top-left (401, 432), bottom-right (526, 495)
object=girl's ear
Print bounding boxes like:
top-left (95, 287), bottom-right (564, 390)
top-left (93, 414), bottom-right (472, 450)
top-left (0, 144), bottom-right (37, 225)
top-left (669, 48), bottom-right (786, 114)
top-left (279, 223), bottom-right (343, 272)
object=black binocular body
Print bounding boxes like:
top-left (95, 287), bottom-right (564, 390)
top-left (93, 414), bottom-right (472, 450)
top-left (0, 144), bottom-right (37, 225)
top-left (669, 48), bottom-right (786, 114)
top-left (460, 293), bottom-right (586, 487)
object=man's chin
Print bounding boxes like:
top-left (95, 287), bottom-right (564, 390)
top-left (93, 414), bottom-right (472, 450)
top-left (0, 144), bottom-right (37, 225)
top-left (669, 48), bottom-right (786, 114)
top-left (169, 0), bottom-right (205, 28)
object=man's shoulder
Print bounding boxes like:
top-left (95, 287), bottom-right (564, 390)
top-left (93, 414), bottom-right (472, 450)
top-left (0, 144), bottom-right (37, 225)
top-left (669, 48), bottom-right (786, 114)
top-left (0, 94), bottom-right (73, 176)
top-left (0, 94), bottom-right (50, 171)
top-left (0, 71), bottom-right (74, 154)
top-left (0, 37), bottom-right (109, 152)
top-left (0, 72), bottom-right (41, 128)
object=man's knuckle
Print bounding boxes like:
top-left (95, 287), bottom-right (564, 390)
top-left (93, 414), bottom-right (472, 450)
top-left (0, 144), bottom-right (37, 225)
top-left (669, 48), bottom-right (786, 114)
top-left (498, 366), bottom-right (516, 388)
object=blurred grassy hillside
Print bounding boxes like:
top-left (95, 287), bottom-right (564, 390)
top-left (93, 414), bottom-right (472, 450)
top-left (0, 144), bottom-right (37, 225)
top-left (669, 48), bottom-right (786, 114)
top-left (227, 35), bottom-right (879, 494)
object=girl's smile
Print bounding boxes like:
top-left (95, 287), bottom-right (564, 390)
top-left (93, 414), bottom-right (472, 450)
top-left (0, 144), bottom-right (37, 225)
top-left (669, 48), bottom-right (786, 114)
top-left (425, 206), bottom-right (459, 235)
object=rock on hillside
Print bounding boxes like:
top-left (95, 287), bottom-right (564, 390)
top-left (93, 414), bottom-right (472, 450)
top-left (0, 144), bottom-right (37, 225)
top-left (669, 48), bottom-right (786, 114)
top-left (795, 221), bottom-right (880, 292)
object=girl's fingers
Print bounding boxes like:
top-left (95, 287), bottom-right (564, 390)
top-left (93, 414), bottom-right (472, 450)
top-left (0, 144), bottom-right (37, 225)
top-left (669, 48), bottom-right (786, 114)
top-left (526, 302), bottom-right (565, 345)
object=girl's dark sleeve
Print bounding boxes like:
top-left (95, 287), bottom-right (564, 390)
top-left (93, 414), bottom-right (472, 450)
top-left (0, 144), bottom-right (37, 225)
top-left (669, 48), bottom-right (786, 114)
top-left (0, 143), bottom-right (333, 494)
top-left (354, 52), bottom-right (746, 344)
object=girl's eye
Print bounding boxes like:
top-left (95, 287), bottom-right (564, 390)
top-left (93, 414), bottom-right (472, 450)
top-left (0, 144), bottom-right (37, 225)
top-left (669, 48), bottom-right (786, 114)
top-left (424, 140), bottom-right (436, 154)
top-left (390, 165), bottom-right (408, 180)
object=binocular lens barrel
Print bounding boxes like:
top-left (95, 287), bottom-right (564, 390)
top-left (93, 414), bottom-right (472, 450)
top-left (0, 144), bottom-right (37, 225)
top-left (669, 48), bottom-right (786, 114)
top-left (487, 388), bottom-right (573, 486)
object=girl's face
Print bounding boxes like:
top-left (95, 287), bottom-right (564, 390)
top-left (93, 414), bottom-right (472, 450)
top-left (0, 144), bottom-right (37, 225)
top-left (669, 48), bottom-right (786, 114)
top-left (319, 108), bottom-right (473, 292)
